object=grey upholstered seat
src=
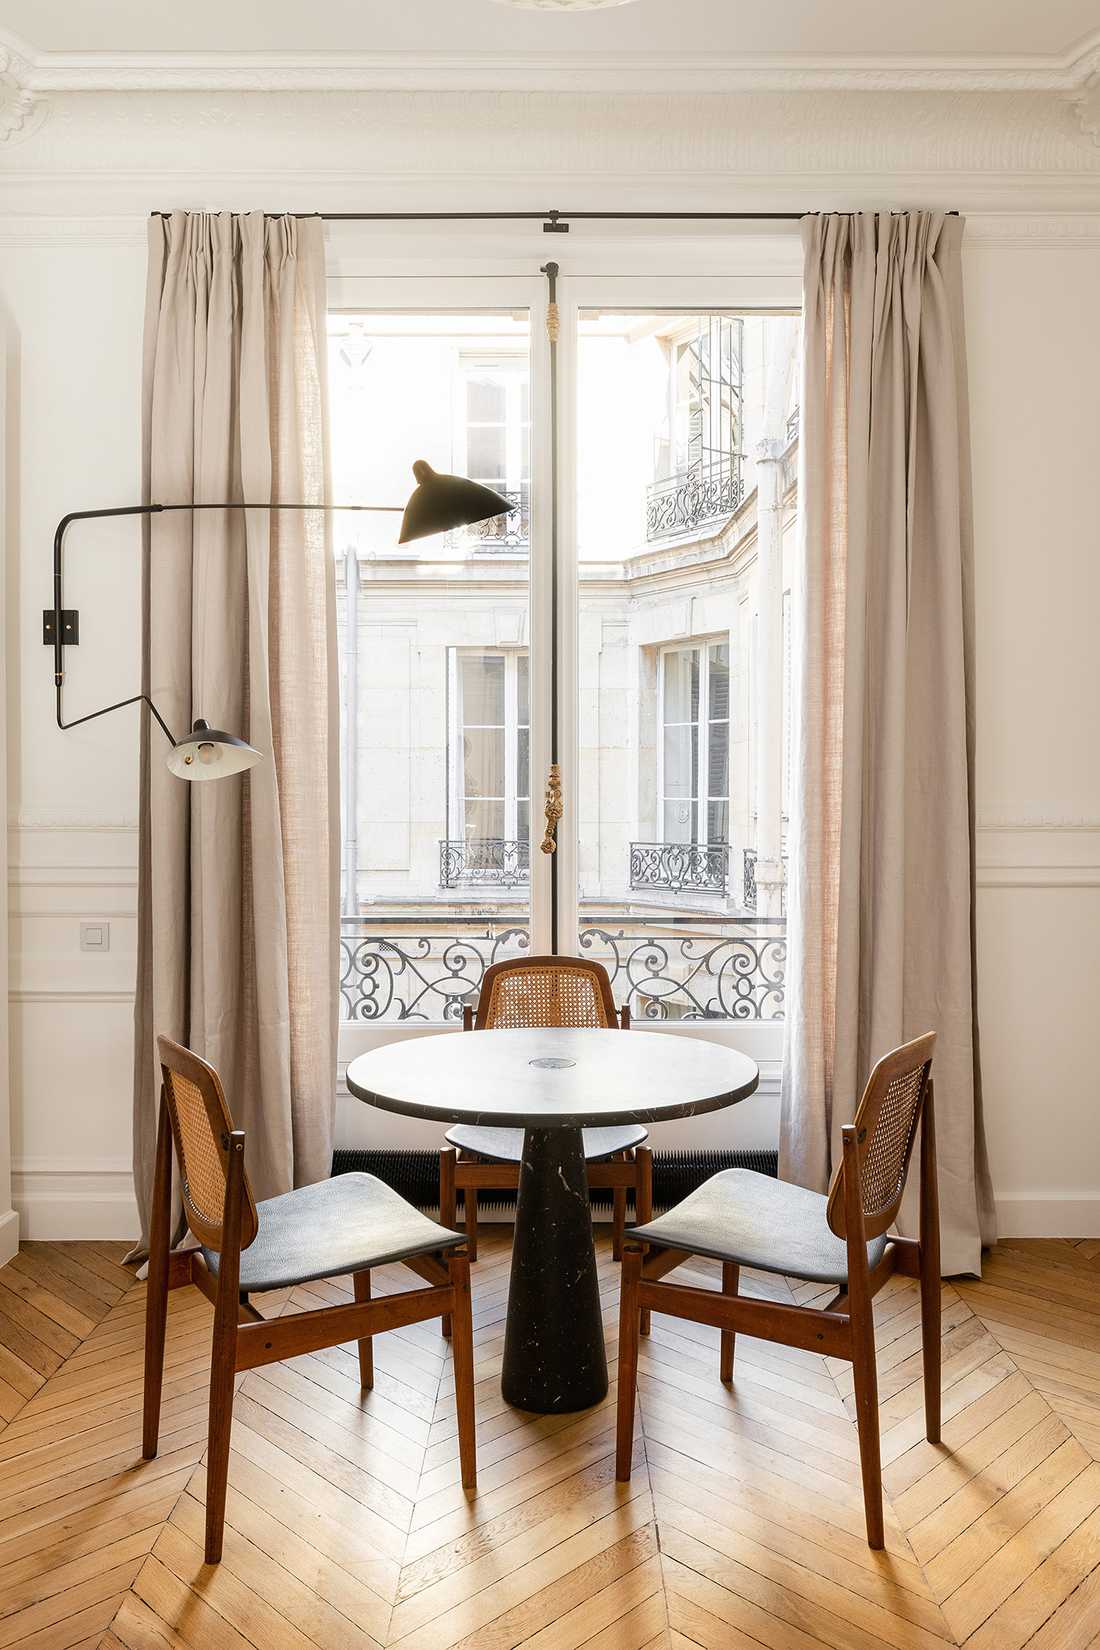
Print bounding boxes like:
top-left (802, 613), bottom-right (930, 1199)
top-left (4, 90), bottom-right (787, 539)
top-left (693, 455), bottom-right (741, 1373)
top-left (203, 1172), bottom-right (463, 1295)
top-left (632, 1167), bottom-right (889, 1287)
top-left (445, 1122), bottom-right (648, 1165)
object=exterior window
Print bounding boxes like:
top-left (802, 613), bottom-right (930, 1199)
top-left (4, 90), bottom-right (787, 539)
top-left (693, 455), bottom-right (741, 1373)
top-left (660, 640), bottom-right (730, 848)
top-left (458, 359), bottom-right (530, 545)
top-left (445, 649), bottom-right (529, 885)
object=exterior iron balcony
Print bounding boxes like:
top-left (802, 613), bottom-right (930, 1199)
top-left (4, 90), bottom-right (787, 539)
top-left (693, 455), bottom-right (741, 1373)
top-left (629, 840), bottom-right (729, 895)
top-left (439, 837), bottom-right (530, 889)
top-left (645, 461), bottom-right (745, 542)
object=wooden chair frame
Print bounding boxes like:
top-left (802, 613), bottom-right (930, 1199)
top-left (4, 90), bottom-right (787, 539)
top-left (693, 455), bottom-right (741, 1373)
top-left (438, 956), bottom-right (654, 1272)
top-left (615, 1035), bottom-right (940, 1550)
top-left (143, 1040), bottom-right (476, 1565)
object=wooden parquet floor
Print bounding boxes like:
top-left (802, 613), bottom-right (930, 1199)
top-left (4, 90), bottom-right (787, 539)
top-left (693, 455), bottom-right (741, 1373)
top-left (1, 1232), bottom-right (1099, 1650)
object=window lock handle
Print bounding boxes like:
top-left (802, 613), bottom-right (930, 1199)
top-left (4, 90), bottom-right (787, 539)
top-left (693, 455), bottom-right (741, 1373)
top-left (540, 764), bottom-right (562, 855)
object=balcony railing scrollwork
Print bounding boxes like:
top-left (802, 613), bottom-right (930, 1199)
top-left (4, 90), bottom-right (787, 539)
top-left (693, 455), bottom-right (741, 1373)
top-left (645, 463), bottom-right (745, 542)
top-left (439, 837), bottom-right (530, 889)
top-left (340, 915), bottom-right (785, 1024)
top-left (630, 840), bottom-right (728, 895)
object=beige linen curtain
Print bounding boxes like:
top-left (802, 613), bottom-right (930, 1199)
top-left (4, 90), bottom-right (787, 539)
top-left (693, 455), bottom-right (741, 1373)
top-left (129, 211), bottom-right (339, 1258)
top-left (780, 211), bottom-right (996, 1277)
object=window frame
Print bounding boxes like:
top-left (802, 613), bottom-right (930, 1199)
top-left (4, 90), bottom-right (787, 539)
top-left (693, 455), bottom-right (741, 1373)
top-left (454, 352), bottom-right (531, 503)
top-left (448, 645), bottom-right (530, 851)
top-left (656, 635), bottom-right (731, 851)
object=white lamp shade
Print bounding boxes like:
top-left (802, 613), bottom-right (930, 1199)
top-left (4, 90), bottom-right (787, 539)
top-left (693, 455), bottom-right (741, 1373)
top-left (166, 719), bottom-right (262, 782)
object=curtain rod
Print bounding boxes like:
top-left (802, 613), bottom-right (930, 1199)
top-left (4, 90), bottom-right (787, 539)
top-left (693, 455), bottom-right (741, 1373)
top-left (150, 207), bottom-right (959, 235)
top-left (152, 209), bottom-right (806, 233)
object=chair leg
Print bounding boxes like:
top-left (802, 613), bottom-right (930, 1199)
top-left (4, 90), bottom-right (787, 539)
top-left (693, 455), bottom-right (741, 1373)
top-left (353, 1270), bottom-right (374, 1389)
top-left (635, 1147), bottom-right (653, 1336)
top-left (850, 1310), bottom-right (885, 1550)
top-left (440, 1149), bottom-right (456, 1338)
top-left (463, 1182), bottom-right (479, 1263)
top-left (612, 1155), bottom-right (627, 1262)
top-left (616, 1245), bottom-right (643, 1480)
top-left (205, 1134), bottom-right (245, 1566)
top-left (142, 1093), bottom-right (173, 1460)
top-left (919, 1086), bottom-right (941, 1444)
top-left (720, 1261), bottom-right (739, 1383)
top-left (449, 1250), bottom-right (477, 1490)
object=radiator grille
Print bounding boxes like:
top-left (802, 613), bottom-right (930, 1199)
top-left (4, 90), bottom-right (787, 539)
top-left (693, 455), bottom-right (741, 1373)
top-left (331, 1146), bottom-right (778, 1213)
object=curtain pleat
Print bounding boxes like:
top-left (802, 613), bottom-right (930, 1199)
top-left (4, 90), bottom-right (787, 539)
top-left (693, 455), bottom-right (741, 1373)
top-left (129, 212), bottom-right (338, 1259)
top-left (781, 212), bottom-right (996, 1276)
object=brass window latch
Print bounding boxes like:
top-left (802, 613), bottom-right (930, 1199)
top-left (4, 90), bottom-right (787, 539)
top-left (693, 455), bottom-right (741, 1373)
top-left (540, 763), bottom-right (562, 854)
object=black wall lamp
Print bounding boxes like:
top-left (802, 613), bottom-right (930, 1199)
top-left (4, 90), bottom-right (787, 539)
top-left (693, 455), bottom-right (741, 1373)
top-left (47, 461), bottom-right (512, 782)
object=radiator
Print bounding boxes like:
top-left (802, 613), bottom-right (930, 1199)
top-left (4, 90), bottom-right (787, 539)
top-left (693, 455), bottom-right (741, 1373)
top-left (331, 1145), bottom-right (777, 1213)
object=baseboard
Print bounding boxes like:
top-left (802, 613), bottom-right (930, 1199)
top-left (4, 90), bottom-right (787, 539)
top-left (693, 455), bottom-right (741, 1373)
top-left (995, 1197), bottom-right (1100, 1239)
top-left (0, 1208), bottom-right (19, 1265)
top-left (12, 1160), bottom-right (138, 1241)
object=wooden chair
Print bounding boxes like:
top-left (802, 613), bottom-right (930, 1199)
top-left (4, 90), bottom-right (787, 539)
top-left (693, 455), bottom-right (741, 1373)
top-left (143, 1036), bottom-right (476, 1564)
top-left (615, 1032), bottom-right (939, 1549)
top-left (439, 955), bottom-right (654, 1267)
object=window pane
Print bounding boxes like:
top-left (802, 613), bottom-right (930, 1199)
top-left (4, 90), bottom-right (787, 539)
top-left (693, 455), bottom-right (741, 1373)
top-left (463, 728), bottom-right (505, 799)
top-left (465, 800), bottom-right (504, 841)
top-left (467, 377), bottom-right (506, 423)
top-left (708, 641), bottom-right (730, 720)
top-left (707, 800), bottom-right (729, 843)
top-left (517, 726), bottom-right (529, 799)
top-left (461, 653), bottom-right (504, 724)
top-left (663, 724), bottom-right (696, 798)
top-left (663, 799), bottom-right (696, 843)
top-left (708, 718), bottom-right (729, 799)
top-left (517, 799), bottom-right (529, 848)
top-left (467, 425), bottom-right (506, 482)
top-left (663, 648), bottom-right (700, 724)
top-left (517, 653), bottom-right (529, 725)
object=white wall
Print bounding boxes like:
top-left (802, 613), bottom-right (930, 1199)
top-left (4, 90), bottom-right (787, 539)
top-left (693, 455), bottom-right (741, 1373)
top-left (2, 87), bottom-right (1099, 1240)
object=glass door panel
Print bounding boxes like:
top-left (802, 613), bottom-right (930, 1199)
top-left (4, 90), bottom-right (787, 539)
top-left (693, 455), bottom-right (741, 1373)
top-left (328, 304), bottom-right (541, 1032)
top-left (571, 304), bottom-right (798, 1028)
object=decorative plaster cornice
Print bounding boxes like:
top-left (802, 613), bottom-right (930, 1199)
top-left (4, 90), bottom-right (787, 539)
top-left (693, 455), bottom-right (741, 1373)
top-left (1070, 72), bottom-right (1100, 146)
top-left (0, 46), bottom-right (45, 144)
top-left (2, 23), bottom-right (1099, 97)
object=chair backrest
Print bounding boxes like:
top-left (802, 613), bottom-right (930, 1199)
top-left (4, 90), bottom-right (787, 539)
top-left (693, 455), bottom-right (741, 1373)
top-left (156, 1036), bottom-right (259, 1253)
top-left (825, 1032), bottom-right (936, 1242)
top-left (472, 955), bottom-right (621, 1030)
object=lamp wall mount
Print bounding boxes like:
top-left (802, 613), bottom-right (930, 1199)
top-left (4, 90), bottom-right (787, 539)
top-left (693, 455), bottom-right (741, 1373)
top-left (42, 608), bottom-right (78, 646)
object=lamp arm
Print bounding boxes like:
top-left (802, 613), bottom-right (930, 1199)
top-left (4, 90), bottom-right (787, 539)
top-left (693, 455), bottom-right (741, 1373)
top-left (51, 500), bottom-right (401, 739)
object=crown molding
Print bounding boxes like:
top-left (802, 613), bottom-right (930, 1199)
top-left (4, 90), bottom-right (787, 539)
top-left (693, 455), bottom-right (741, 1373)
top-left (2, 24), bottom-right (1099, 97)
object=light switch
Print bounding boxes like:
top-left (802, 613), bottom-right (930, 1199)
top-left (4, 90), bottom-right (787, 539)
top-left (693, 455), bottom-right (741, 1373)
top-left (80, 921), bottom-right (110, 953)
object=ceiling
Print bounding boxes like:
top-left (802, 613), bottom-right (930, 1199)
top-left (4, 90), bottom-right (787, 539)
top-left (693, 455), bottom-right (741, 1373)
top-left (3, 0), bottom-right (1098, 65)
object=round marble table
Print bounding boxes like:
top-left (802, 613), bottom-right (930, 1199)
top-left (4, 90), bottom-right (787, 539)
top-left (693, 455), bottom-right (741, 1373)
top-left (346, 1027), bottom-right (759, 1414)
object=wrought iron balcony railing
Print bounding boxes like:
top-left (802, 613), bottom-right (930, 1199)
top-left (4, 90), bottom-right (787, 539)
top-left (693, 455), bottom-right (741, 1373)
top-left (339, 915), bottom-right (786, 1025)
top-left (439, 837), bottom-right (530, 889)
top-left (629, 840), bottom-right (728, 895)
top-left (645, 463), bottom-right (745, 542)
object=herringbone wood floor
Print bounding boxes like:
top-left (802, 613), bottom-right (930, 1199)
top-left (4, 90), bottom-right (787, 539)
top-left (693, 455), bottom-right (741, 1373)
top-left (1, 1231), bottom-right (1099, 1650)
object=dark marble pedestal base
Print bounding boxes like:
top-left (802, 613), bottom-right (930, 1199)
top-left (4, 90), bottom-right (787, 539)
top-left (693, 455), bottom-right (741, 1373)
top-left (501, 1126), bottom-right (609, 1413)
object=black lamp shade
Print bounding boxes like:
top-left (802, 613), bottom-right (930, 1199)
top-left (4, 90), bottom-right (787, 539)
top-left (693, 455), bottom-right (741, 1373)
top-left (166, 718), bottom-right (262, 782)
top-left (398, 460), bottom-right (514, 545)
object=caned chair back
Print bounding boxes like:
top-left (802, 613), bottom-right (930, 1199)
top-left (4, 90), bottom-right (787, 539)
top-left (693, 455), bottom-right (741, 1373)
top-left (156, 1036), bottom-right (259, 1253)
top-left (474, 955), bottom-right (620, 1030)
top-left (826, 1032), bottom-right (936, 1242)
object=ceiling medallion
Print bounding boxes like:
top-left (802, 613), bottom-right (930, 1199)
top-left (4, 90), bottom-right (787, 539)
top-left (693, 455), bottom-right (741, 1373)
top-left (488, 0), bottom-right (639, 9)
